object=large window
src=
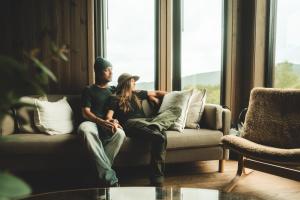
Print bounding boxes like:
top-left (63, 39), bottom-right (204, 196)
top-left (106, 0), bottom-right (155, 90)
top-left (174, 0), bottom-right (223, 104)
top-left (273, 0), bottom-right (300, 88)
top-left (96, 0), bottom-right (224, 96)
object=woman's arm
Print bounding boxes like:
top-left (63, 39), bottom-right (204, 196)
top-left (106, 110), bottom-right (114, 121)
top-left (106, 110), bottom-right (122, 129)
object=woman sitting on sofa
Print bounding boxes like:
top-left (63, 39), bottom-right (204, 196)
top-left (106, 73), bottom-right (176, 187)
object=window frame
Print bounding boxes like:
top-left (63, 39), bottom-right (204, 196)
top-left (94, 0), bottom-right (159, 90)
top-left (265, 0), bottom-right (277, 87)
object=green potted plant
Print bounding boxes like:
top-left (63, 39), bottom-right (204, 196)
top-left (0, 44), bottom-right (68, 199)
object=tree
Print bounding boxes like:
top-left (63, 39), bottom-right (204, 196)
top-left (183, 84), bottom-right (220, 104)
top-left (274, 61), bottom-right (300, 89)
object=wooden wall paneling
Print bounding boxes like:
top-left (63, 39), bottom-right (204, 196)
top-left (50, 0), bottom-right (61, 93)
top-left (0, 1), bottom-right (11, 55)
top-left (80, 0), bottom-right (88, 91)
top-left (1, 0), bottom-right (92, 94)
top-left (70, 0), bottom-right (86, 94)
top-left (59, 0), bottom-right (72, 93)
top-left (87, 0), bottom-right (95, 85)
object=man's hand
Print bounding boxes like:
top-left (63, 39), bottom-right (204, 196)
top-left (96, 118), bottom-right (117, 134)
top-left (82, 107), bottom-right (121, 134)
top-left (107, 119), bottom-right (119, 124)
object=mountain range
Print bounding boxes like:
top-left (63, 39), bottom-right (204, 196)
top-left (137, 71), bottom-right (221, 90)
top-left (136, 63), bottom-right (300, 90)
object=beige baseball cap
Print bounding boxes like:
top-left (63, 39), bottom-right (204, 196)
top-left (117, 73), bottom-right (140, 88)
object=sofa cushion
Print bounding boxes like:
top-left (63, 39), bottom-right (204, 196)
top-left (0, 133), bottom-right (84, 155)
top-left (166, 128), bottom-right (223, 150)
top-left (1, 128), bottom-right (223, 156)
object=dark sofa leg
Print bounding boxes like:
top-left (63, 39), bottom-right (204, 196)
top-left (223, 155), bottom-right (245, 192)
top-left (218, 160), bottom-right (224, 173)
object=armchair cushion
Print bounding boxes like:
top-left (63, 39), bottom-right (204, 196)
top-left (222, 135), bottom-right (300, 165)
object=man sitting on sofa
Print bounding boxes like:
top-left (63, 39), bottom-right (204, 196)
top-left (77, 57), bottom-right (126, 187)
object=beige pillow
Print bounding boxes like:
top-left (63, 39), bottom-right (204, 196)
top-left (185, 89), bottom-right (207, 129)
top-left (34, 97), bottom-right (74, 135)
top-left (158, 89), bottom-right (193, 132)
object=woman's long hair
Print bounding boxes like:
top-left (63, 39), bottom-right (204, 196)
top-left (116, 79), bottom-right (142, 113)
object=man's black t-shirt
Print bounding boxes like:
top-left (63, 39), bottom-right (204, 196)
top-left (109, 90), bottom-right (148, 126)
top-left (81, 84), bottom-right (115, 119)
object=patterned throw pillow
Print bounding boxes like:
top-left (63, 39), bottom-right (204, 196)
top-left (158, 89), bottom-right (193, 132)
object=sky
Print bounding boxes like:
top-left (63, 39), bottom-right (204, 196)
top-left (105, 0), bottom-right (300, 85)
top-left (275, 0), bottom-right (300, 64)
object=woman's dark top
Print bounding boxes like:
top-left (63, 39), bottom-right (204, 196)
top-left (109, 90), bottom-right (148, 126)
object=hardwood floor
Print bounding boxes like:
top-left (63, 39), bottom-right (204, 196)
top-left (20, 160), bottom-right (300, 199)
top-left (117, 160), bottom-right (300, 200)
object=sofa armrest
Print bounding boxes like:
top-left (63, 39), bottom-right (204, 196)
top-left (200, 104), bottom-right (231, 135)
top-left (0, 113), bottom-right (15, 136)
top-left (222, 108), bottom-right (231, 136)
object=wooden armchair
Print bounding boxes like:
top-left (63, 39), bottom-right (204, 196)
top-left (222, 88), bottom-right (300, 192)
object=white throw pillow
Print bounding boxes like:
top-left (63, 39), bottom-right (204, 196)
top-left (185, 89), bottom-right (207, 129)
top-left (158, 89), bottom-right (193, 132)
top-left (34, 97), bottom-right (74, 135)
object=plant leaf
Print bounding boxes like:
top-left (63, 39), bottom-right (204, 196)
top-left (0, 172), bottom-right (31, 199)
top-left (50, 43), bottom-right (68, 62)
top-left (30, 57), bottom-right (57, 82)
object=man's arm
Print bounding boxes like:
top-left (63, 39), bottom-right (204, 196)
top-left (147, 91), bottom-right (167, 98)
top-left (147, 91), bottom-right (167, 105)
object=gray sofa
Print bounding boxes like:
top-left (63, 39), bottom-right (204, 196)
top-left (0, 95), bottom-right (231, 173)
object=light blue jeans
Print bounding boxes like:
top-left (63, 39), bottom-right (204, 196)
top-left (78, 121), bottom-right (125, 185)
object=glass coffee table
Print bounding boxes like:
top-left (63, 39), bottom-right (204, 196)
top-left (22, 187), bottom-right (261, 200)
